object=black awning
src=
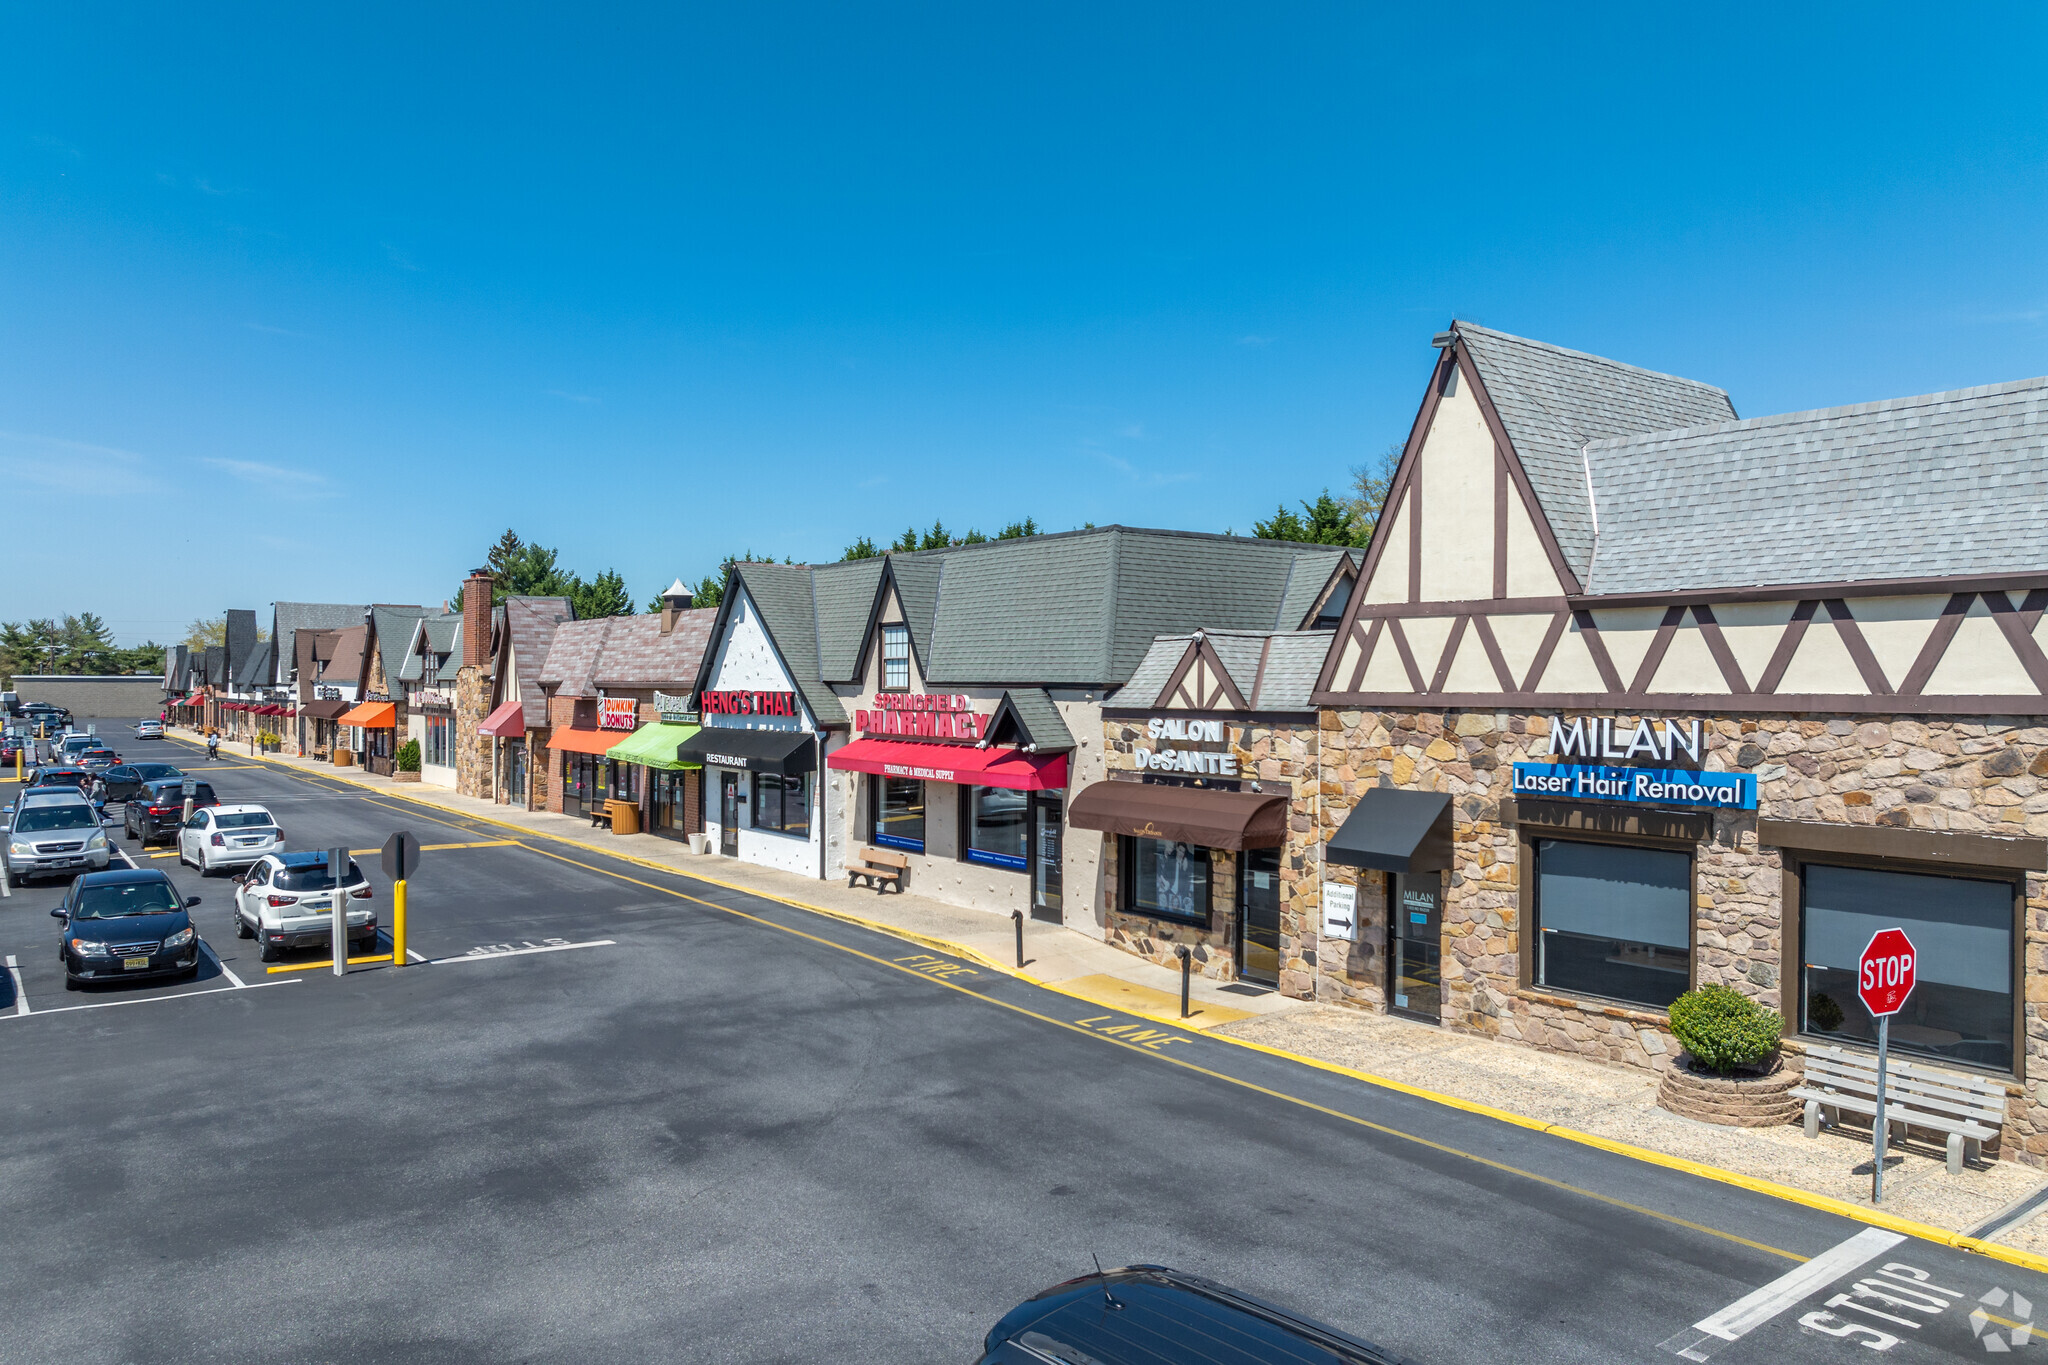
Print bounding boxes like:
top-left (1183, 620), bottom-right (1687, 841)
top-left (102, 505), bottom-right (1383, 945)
top-left (675, 726), bottom-right (817, 776)
top-left (1326, 787), bottom-right (1453, 872)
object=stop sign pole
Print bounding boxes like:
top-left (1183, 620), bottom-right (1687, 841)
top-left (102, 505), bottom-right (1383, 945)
top-left (1858, 927), bottom-right (1918, 1203)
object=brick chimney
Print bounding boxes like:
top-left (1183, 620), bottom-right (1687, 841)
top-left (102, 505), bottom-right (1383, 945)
top-left (463, 570), bottom-right (493, 665)
top-left (658, 577), bottom-right (694, 636)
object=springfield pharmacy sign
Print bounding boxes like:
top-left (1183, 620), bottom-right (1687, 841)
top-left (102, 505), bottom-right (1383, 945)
top-left (1511, 714), bottom-right (1757, 811)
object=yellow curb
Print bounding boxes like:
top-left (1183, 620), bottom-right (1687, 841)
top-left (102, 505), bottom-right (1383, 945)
top-left (265, 953), bottom-right (394, 973)
top-left (178, 732), bottom-right (2048, 1272)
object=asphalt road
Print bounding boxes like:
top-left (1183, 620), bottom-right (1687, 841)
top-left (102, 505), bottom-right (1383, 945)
top-left (1, 724), bottom-right (2043, 1363)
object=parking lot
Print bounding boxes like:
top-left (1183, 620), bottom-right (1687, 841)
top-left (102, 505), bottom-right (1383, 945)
top-left (2, 724), bottom-right (2046, 1363)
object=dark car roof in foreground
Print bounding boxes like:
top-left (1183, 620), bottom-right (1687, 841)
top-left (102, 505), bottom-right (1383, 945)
top-left (75, 868), bottom-right (174, 887)
top-left (990, 1267), bottom-right (1408, 1365)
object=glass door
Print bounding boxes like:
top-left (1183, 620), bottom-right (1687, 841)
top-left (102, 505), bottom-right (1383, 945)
top-left (1390, 872), bottom-right (1442, 1023)
top-left (1238, 848), bottom-right (1281, 987)
top-left (719, 772), bottom-right (740, 855)
top-left (1030, 792), bottom-right (1063, 922)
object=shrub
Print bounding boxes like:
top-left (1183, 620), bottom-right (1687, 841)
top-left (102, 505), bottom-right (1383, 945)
top-left (1809, 992), bottom-right (1845, 1032)
top-left (395, 738), bottom-right (422, 772)
top-left (1667, 984), bottom-right (1782, 1074)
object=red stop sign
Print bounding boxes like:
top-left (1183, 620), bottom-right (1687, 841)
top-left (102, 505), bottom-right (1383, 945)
top-left (1858, 928), bottom-right (1917, 1018)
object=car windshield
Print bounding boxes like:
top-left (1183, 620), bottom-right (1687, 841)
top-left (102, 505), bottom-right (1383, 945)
top-left (17, 805), bottom-right (96, 831)
top-left (133, 764), bottom-right (181, 780)
top-left (274, 861), bottom-right (362, 891)
top-left (34, 772), bottom-right (87, 788)
top-left (72, 881), bottom-right (182, 919)
top-left (216, 811), bottom-right (275, 829)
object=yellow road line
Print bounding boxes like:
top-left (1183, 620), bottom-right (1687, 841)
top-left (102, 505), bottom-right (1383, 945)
top-left (184, 731), bottom-right (2048, 1275)
top-left (265, 953), bottom-right (394, 974)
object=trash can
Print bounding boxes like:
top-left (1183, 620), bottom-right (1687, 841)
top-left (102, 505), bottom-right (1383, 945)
top-left (607, 799), bottom-right (640, 835)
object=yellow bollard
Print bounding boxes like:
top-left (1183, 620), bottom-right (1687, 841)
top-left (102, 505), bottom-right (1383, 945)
top-left (392, 879), bottom-right (407, 966)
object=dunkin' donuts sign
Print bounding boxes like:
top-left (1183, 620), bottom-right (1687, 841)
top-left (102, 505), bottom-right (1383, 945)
top-left (856, 693), bottom-right (991, 741)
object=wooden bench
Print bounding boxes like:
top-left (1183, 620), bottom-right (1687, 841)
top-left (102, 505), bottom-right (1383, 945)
top-left (846, 845), bottom-right (909, 893)
top-left (1790, 1045), bottom-right (2006, 1175)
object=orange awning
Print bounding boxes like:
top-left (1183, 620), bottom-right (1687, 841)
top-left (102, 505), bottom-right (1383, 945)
top-left (337, 701), bottom-right (396, 729)
top-left (547, 726), bottom-right (626, 756)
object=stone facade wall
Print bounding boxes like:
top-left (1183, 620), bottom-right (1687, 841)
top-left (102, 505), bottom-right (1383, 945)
top-left (1099, 716), bottom-right (1321, 988)
top-left (454, 665), bottom-right (492, 801)
top-left (1317, 707), bottom-right (2048, 1164)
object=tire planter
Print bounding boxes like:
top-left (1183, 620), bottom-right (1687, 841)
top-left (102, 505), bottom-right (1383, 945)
top-left (1657, 1056), bottom-right (1801, 1127)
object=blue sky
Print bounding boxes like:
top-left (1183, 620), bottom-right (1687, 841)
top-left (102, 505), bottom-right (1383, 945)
top-left (4, 5), bottom-right (2045, 644)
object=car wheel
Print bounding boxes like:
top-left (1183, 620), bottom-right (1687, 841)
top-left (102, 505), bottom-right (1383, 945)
top-left (63, 974), bottom-right (79, 991)
top-left (258, 937), bottom-right (279, 964)
top-left (198, 850), bottom-right (210, 877)
top-left (235, 910), bottom-right (253, 939)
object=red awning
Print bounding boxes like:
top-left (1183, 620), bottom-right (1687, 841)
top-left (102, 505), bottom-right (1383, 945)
top-left (828, 738), bottom-right (1067, 791)
top-left (479, 699), bottom-right (526, 738)
top-left (546, 726), bottom-right (623, 756)
top-left (259, 704), bottom-right (285, 715)
top-left (179, 694), bottom-right (204, 707)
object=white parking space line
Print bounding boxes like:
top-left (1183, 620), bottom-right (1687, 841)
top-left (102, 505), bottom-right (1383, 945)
top-left (429, 939), bottom-right (616, 966)
top-left (0, 977), bottom-right (302, 1021)
top-left (407, 949), bottom-right (428, 963)
top-left (1660, 1227), bottom-right (1906, 1359)
top-left (203, 941), bottom-right (246, 988)
top-left (6, 955), bottom-right (27, 1015)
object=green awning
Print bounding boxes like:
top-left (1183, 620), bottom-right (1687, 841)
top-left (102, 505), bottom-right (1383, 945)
top-left (605, 722), bottom-right (701, 770)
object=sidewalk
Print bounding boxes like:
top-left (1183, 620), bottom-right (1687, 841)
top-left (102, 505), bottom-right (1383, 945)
top-left (190, 728), bottom-right (2048, 1251)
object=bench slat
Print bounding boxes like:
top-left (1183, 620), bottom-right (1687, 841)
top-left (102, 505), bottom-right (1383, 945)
top-left (1788, 1088), bottom-right (1997, 1135)
top-left (1796, 1079), bottom-right (2004, 1128)
top-left (1798, 1065), bottom-right (2005, 1123)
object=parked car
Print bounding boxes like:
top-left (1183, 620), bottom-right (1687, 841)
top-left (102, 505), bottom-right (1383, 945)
top-left (50, 868), bottom-right (202, 989)
top-left (23, 768), bottom-right (101, 812)
top-left (19, 702), bottom-right (70, 726)
top-left (134, 720), bottom-right (164, 740)
top-left (977, 1267), bottom-right (1407, 1365)
top-left (98, 762), bottom-right (184, 804)
top-left (55, 733), bottom-right (107, 765)
top-left (76, 747), bottom-right (120, 770)
top-left (232, 852), bottom-right (376, 962)
top-left (179, 804), bottom-right (282, 875)
top-left (6, 797), bottom-right (111, 886)
top-left (124, 778), bottom-right (218, 847)
top-left (0, 731), bottom-right (19, 765)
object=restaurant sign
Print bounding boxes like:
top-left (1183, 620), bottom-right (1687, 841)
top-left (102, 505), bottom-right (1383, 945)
top-left (599, 697), bottom-right (639, 730)
top-left (856, 693), bottom-right (989, 741)
top-left (1511, 761), bottom-right (1756, 811)
top-left (700, 690), bottom-right (800, 718)
top-left (1135, 716), bottom-right (1239, 777)
top-left (653, 690), bottom-right (698, 723)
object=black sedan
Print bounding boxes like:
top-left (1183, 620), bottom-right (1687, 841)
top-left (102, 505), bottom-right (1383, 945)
top-left (51, 868), bottom-right (202, 990)
top-left (99, 762), bottom-right (185, 804)
top-left (124, 778), bottom-right (218, 846)
top-left (978, 1266), bottom-right (1408, 1365)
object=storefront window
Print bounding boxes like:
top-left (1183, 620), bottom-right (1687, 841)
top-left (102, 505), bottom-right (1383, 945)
top-left (882, 624), bottom-right (910, 691)
top-left (607, 760), bottom-right (636, 801)
top-left (753, 772), bottom-right (811, 837)
top-left (1120, 836), bottom-right (1210, 924)
top-left (873, 776), bottom-right (925, 852)
top-left (424, 716), bottom-right (451, 767)
top-left (1801, 863), bottom-right (2014, 1073)
top-left (965, 786), bottom-right (1028, 870)
top-left (1532, 838), bottom-right (1692, 1010)
top-left (564, 754), bottom-right (603, 817)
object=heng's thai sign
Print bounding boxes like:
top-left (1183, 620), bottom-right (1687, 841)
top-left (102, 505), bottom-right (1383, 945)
top-left (700, 690), bottom-right (799, 718)
top-left (856, 693), bottom-right (990, 741)
top-left (1135, 716), bottom-right (1240, 777)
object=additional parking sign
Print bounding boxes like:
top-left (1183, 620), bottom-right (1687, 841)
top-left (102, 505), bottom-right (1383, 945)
top-left (1321, 882), bottom-right (1357, 942)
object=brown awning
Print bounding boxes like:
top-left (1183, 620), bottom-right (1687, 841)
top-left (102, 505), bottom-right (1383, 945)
top-left (1068, 779), bottom-right (1288, 850)
top-left (302, 698), bottom-right (351, 720)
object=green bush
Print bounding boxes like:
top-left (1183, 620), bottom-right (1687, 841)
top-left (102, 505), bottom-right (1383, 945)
top-left (395, 738), bottom-right (422, 772)
top-left (1667, 984), bottom-right (1782, 1074)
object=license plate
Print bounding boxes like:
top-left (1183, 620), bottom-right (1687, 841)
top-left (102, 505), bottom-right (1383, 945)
top-left (123, 956), bottom-right (149, 971)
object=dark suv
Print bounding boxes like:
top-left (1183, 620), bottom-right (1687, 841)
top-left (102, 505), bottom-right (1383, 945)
top-left (124, 779), bottom-right (218, 847)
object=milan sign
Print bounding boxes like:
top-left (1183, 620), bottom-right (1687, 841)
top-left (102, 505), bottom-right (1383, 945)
top-left (856, 693), bottom-right (989, 741)
top-left (700, 689), bottom-right (799, 718)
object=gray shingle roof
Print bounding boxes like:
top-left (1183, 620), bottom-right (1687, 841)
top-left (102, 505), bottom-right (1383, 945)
top-left (369, 606), bottom-right (431, 699)
top-left (884, 554), bottom-right (946, 670)
top-left (1455, 322), bottom-right (1736, 583)
top-left (989, 688), bottom-right (1077, 751)
top-left (1583, 376), bottom-right (2048, 594)
top-left (1115, 630), bottom-right (1332, 712)
top-left (435, 623), bottom-right (464, 683)
top-left (272, 602), bottom-right (370, 686)
top-left (500, 597), bottom-right (574, 727)
top-left (727, 564), bottom-right (847, 726)
top-left (225, 610), bottom-right (259, 687)
top-left (813, 559), bottom-right (886, 681)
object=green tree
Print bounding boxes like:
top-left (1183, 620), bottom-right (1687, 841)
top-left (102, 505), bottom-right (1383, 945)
top-left (572, 568), bottom-right (634, 620)
top-left (1253, 488), bottom-right (1367, 546)
top-left (890, 525), bottom-right (920, 553)
top-left (185, 616), bottom-right (227, 650)
top-left (996, 518), bottom-right (1039, 540)
top-left (918, 521), bottom-right (953, 550)
top-left (843, 536), bottom-right (880, 561)
top-left (1346, 444), bottom-right (1402, 544)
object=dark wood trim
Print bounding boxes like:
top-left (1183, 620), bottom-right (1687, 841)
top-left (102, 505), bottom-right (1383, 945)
top-left (1202, 639), bottom-right (1251, 711)
top-left (1492, 448), bottom-right (1508, 600)
top-left (1504, 797), bottom-right (1711, 844)
top-left (1571, 572), bottom-right (2048, 610)
top-left (1352, 596), bottom-right (1569, 620)
top-left (1690, 604), bottom-right (1750, 695)
top-left (1521, 612), bottom-right (1569, 692)
top-left (1756, 818), bottom-right (2047, 871)
top-left (1308, 688), bottom-right (2048, 716)
top-left (1407, 448), bottom-right (1422, 605)
top-left (1629, 605), bottom-right (1687, 694)
top-left (1427, 616), bottom-right (1470, 694)
top-left (1778, 860), bottom-right (1801, 1034)
top-left (1470, 614), bottom-right (1517, 692)
top-left (1572, 609), bottom-right (1625, 693)
top-left (1344, 617), bottom-right (1382, 693)
top-left (1386, 618), bottom-right (1426, 693)
top-left (2020, 588), bottom-right (2048, 634)
top-left (1154, 638), bottom-right (1205, 711)
top-left (1755, 599), bottom-right (1817, 695)
top-left (1824, 599), bottom-right (1893, 695)
top-left (1456, 339), bottom-right (1584, 595)
top-left (1981, 590), bottom-right (2048, 695)
top-left (1249, 635), bottom-right (1274, 709)
top-left (1900, 593), bottom-right (1974, 695)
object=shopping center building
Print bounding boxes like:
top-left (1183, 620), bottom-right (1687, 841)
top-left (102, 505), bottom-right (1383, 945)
top-left (1309, 322), bottom-right (2048, 1155)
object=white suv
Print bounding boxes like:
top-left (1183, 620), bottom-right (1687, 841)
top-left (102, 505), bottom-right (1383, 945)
top-left (231, 852), bottom-right (377, 962)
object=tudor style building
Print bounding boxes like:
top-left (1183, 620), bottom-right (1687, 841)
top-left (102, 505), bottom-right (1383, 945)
top-left (1312, 322), bottom-right (2048, 1159)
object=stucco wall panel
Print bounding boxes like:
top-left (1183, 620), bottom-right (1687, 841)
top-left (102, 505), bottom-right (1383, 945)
top-left (1416, 379), bottom-right (1496, 603)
